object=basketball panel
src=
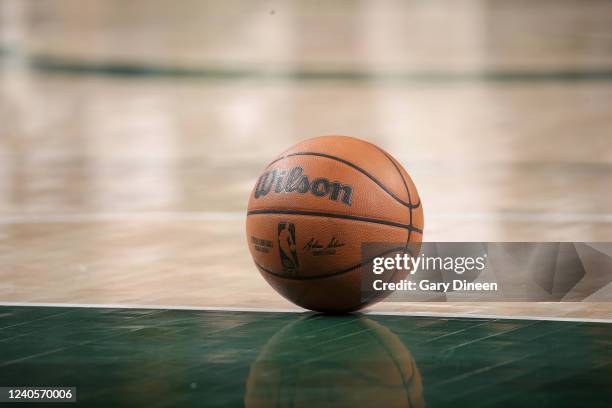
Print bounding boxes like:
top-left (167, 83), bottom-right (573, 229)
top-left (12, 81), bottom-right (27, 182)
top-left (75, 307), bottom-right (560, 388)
top-left (271, 135), bottom-right (412, 204)
top-left (246, 213), bottom-right (409, 279)
top-left (248, 154), bottom-right (411, 227)
top-left (383, 152), bottom-right (425, 231)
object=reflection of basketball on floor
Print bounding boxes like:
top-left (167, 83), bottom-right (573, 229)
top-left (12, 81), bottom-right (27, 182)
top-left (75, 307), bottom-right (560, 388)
top-left (246, 135), bottom-right (424, 312)
top-left (245, 316), bottom-right (424, 408)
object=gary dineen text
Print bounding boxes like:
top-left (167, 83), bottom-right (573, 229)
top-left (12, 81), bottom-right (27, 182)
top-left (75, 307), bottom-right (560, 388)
top-left (370, 252), bottom-right (498, 293)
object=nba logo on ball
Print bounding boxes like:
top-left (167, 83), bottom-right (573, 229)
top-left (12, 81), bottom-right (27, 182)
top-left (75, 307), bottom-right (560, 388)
top-left (246, 135), bottom-right (424, 313)
top-left (278, 223), bottom-right (299, 271)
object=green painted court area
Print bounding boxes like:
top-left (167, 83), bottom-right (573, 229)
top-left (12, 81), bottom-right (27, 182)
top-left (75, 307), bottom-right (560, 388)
top-left (0, 306), bottom-right (610, 407)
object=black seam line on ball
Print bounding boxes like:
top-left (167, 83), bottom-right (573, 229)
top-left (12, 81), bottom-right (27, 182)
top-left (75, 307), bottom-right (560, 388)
top-left (378, 149), bottom-right (414, 248)
top-left (247, 209), bottom-right (423, 234)
top-left (266, 151), bottom-right (422, 209)
top-left (255, 245), bottom-right (410, 280)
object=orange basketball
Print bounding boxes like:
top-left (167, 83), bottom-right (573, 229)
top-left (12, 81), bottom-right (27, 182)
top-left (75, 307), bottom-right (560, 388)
top-left (246, 135), bottom-right (424, 312)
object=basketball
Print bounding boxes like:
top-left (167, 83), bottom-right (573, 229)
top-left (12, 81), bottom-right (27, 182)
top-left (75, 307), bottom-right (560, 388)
top-left (246, 135), bottom-right (424, 312)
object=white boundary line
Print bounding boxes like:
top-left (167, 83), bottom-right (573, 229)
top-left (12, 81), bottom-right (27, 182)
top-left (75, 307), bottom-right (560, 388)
top-left (365, 310), bottom-right (612, 324)
top-left (0, 301), bottom-right (609, 323)
top-left (0, 301), bottom-right (303, 314)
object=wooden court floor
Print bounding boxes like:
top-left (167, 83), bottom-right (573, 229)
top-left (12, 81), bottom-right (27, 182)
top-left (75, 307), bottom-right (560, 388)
top-left (1, 2), bottom-right (611, 319)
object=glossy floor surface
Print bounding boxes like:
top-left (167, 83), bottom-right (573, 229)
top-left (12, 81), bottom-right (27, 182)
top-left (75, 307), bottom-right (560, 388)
top-left (0, 306), bottom-right (610, 407)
